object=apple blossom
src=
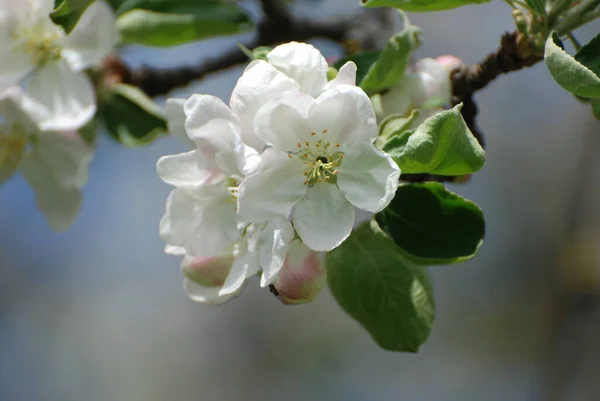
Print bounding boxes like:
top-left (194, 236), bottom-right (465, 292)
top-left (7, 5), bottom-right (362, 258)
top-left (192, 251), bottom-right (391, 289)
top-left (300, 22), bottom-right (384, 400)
top-left (0, 87), bottom-right (92, 230)
top-left (230, 42), bottom-right (357, 150)
top-left (0, 0), bottom-right (117, 131)
top-left (238, 84), bottom-right (400, 252)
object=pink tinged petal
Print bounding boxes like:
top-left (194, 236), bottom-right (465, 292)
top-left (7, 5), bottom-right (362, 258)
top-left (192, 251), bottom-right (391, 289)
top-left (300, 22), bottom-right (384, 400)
top-left (273, 239), bottom-right (325, 305)
top-left (157, 150), bottom-right (220, 187)
top-left (164, 186), bottom-right (240, 257)
top-left (181, 254), bottom-right (235, 287)
top-left (435, 55), bottom-right (463, 73)
top-left (218, 247), bottom-right (260, 296)
top-left (257, 217), bottom-right (295, 287)
top-left (310, 85), bottom-right (377, 145)
top-left (237, 148), bottom-right (306, 222)
top-left (229, 60), bottom-right (299, 151)
top-left (22, 61), bottom-right (96, 131)
top-left (166, 98), bottom-right (195, 149)
top-left (324, 61), bottom-right (357, 91)
top-left (183, 279), bottom-right (240, 305)
top-left (60, 0), bottom-right (118, 71)
top-left (292, 183), bottom-right (355, 252)
top-left (337, 141), bottom-right (400, 213)
top-left (267, 42), bottom-right (328, 97)
top-left (253, 91), bottom-right (314, 151)
top-left (19, 152), bottom-right (82, 231)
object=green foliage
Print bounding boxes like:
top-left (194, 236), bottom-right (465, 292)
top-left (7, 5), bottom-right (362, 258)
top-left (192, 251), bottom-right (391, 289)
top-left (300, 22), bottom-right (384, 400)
top-left (376, 183), bottom-right (485, 264)
top-left (326, 220), bottom-right (435, 352)
top-left (375, 109), bottom-right (420, 148)
top-left (382, 105), bottom-right (485, 176)
top-left (593, 99), bottom-right (600, 120)
top-left (115, 0), bottom-right (252, 47)
top-left (51, 0), bottom-right (95, 32)
top-left (545, 32), bottom-right (600, 99)
top-left (361, 0), bottom-right (490, 12)
top-left (525, 0), bottom-right (546, 14)
top-left (99, 84), bottom-right (167, 147)
top-left (359, 13), bottom-right (421, 94)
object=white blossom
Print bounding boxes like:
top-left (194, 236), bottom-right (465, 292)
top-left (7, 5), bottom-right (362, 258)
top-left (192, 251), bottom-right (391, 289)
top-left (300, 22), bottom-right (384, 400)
top-left (230, 42), bottom-right (357, 150)
top-left (0, 87), bottom-right (92, 230)
top-left (157, 97), bottom-right (295, 303)
top-left (0, 0), bottom-right (117, 131)
top-left (238, 85), bottom-right (400, 252)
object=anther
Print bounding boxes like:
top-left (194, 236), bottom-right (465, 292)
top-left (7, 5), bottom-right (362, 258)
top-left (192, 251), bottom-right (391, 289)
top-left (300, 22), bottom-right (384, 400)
top-left (305, 141), bottom-right (310, 146)
top-left (297, 143), bottom-right (302, 148)
top-left (311, 132), bottom-right (316, 136)
top-left (322, 129), bottom-right (328, 133)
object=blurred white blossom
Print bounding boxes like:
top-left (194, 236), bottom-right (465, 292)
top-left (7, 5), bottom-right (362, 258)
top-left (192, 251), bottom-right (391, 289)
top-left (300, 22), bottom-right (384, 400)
top-left (0, 0), bottom-right (117, 131)
top-left (0, 87), bottom-right (92, 230)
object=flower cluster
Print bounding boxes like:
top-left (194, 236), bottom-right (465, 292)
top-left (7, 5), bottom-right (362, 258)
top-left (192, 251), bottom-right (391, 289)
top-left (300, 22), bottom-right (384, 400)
top-left (0, 0), bottom-right (117, 229)
top-left (158, 42), bottom-right (400, 305)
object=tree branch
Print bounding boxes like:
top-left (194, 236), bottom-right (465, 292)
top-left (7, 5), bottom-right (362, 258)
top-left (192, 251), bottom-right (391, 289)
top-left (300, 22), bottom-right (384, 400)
top-left (112, 6), bottom-right (392, 98)
top-left (451, 31), bottom-right (544, 148)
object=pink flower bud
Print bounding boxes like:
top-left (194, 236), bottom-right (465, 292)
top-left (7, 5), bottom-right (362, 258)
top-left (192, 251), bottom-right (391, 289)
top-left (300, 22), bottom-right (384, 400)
top-left (181, 254), bottom-right (235, 288)
top-left (435, 55), bottom-right (463, 73)
top-left (272, 240), bottom-right (326, 305)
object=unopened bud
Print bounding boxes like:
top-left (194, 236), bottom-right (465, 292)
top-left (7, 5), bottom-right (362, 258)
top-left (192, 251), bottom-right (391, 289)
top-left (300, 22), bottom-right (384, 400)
top-left (181, 254), bottom-right (235, 288)
top-left (435, 55), bottom-right (463, 73)
top-left (412, 58), bottom-right (452, 110)
top-left (272, 240), bottom-right (326, 305)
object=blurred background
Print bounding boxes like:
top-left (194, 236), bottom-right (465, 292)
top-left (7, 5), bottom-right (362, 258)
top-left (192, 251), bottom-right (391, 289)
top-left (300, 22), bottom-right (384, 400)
top-left (1, 1), bottom-right (600, 400)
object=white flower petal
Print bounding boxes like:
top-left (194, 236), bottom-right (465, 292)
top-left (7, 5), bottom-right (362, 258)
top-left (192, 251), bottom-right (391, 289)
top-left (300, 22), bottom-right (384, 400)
top-left (412, 58), bottom-right (451, 109)
top-left (184, 278), bottom-right (239, 305)
top-left (0, 0), bottom-right (54, 18)
top-left (22, 61), bottom-right (96, 131)
top-left (183, 94), bottom-right (239, 154)
top-left (218, 249), bottom-right (259, 296)
top-left (164, 186), bottom-right (239, 257)
top-left (258, 217), bottom-right (294, 287)
top-left (60, 0), bottom-right (118, 71)
top-left (165, 245), bottom-right (186, 255)
top-left (230, 60), bottom-right (299, 151)
top-left (324, 61), bottom-right (357, 90)
top-left (0, 21), bottom-right (32, 91)
top-left (254, 91), bottom-right (314, 151)
top-left (267, 42), bottom-right (328, 97)
top-left (33, 130), bottom-right (93, 189)
top-left (337, 141), bottom-right (400, 213)
top-left (19, 151), bottom-right (82, 231)
top-left (166, 98), bottom-right (195, 149)
top-left (157, 150), bottom-right (219, 187)
top-left (237, 148), bottom-right (306, 222)
top-left (0, 86), bottom-right (38, 131)
top-left (292, 184), bottom-right (355, 252)
top-left (310, 85), bottom-right (377, 145)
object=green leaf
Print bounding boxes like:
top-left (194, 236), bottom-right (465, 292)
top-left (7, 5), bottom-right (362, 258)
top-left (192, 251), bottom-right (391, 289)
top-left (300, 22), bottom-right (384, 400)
top-left (360, 12), bottom-right (421, 94)
top-left (545, 32), bottom-right (600, 99)
top-left (383, 104), bottom-right (485, 175)
top-left (326, 220), bottom-right (435, 352)
top-left (375, 109), bottom-right (420, 148)
top-left (376, 182), bottom-right (485, 264)
top-left (592, 99), bottom-right (600, 120)
top-left (51, 0), bottom-right (95, 32)
top-left (115, 1), bottom-right (252, 46)
top-left (99, 84), bottom-right (167, 147)
top-left (361, 0), bottom-right (490, 12)
top-left (333, 50), bottom-right (381, 87)
top-left (525, 0), bottom-right (546, 14)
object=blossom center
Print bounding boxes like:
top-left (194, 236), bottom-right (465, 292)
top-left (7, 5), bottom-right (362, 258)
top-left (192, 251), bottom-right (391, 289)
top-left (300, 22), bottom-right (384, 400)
top-left (291, 130), bottom-right (344, 186)
top-left (13, 23), bottom-right (63, 67)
